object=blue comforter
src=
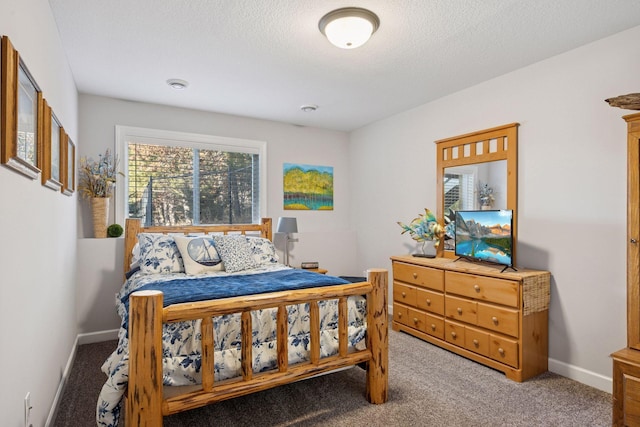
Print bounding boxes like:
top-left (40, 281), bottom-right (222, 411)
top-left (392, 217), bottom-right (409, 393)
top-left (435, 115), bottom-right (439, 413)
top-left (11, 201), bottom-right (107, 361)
top-left (125, 268), bottom-right (350, 308)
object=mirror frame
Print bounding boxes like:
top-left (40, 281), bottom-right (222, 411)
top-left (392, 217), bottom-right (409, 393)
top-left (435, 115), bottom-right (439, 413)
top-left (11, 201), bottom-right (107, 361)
top-left (435, 123), bottom-right (519, 259)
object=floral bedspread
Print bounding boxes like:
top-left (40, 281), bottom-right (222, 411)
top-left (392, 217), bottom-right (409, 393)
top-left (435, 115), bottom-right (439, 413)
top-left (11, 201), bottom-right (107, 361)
top-left (96, 265), bottom-right (367, 427)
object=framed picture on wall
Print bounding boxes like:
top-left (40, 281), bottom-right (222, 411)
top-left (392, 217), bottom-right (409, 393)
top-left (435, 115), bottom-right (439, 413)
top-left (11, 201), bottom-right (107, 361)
top-left (283, 163), bottom-right (334, 210)
top-left (1, 36), bottom-right (42, 179)
top-left (62, 136), bottom-right (75, 196)
top-left (41, 101), bottom-right (64, 191)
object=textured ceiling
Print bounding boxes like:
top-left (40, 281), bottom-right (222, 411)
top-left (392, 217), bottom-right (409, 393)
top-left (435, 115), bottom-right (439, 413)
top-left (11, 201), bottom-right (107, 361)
top-left (48, 0), bottom-right (640, 131)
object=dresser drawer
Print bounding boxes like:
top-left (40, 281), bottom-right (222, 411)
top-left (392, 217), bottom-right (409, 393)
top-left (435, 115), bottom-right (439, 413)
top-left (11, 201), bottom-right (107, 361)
top-left (394, 303), bottom-right (427, 330)
top-left (416, 288), bottom-right (444, 315)
top-left (445, 320), bottom-right (465, 345)
top-left (394, 262), bottom-right (444, 291)
top-left (445, 295), bottom-right (477, 324)
top-left (490, 335), bottom-right (519, 368)
top-left (393, 303), bottom-right (411, 327)
top-left (406, 307), bottom-right (427, 331)
top-left (423, 314), bottom-right (445, 340)
top-left (465, 325), bottom-right (490, 357)
top-left (393, 282), bottom-right (417, 306)
top-left (445, 271), bottom-right (519, 308)
top-left (477, 303), bottom-right (519, 338)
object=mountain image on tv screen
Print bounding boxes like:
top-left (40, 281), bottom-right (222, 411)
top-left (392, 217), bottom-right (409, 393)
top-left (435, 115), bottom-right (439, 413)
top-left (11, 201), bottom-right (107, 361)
top-left (455, 210), bottom-right (513, 266)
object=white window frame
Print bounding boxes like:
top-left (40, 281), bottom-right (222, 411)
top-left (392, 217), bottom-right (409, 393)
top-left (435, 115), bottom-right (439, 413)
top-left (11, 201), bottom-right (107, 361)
top-left (115, 125), bottom-right (267, 227)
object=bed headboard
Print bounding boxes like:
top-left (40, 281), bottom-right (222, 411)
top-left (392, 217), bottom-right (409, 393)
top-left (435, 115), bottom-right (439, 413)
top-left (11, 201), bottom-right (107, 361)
top-left (123, 218), bottom-right (273, 276)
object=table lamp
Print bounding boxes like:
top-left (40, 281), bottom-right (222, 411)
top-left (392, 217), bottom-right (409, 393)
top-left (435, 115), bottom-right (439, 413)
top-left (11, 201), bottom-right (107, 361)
top-left (277, 217), bottom-right (298, 266)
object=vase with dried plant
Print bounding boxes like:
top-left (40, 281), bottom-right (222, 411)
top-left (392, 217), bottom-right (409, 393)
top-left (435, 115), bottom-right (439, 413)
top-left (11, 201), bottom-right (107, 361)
top-left (78, 149), bottom-right (121, 238)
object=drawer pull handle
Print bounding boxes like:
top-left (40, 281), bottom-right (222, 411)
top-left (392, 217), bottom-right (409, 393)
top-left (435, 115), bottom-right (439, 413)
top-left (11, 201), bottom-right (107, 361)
top-left (451, 332), bottom-right (457, 338)
top-left (474, 284), bottom-right (480, 292)
top-left (397, 313), bottom-right (402, 318)
top-left (473, 339), bottom-right (479, 346)
top-left (401, 292), bottom-right (406, 298)
top-left (412, 273), bottom-right (418, 279)
top-left (430, 324), bottom-right (436, 331)
top-left (457, 307), bottom-right (463, 315)
top-left (492, 316), bottom-right (498, 324)
top-left (426, 299), bottom-right (431, 306)
top-left (498, 347), bottom-right (505, 355)
top-left (413, 318), bottom-right (419, 324)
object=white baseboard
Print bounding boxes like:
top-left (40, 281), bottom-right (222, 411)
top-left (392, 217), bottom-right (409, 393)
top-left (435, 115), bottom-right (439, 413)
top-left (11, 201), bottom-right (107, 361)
top-left (45, 330), bottom-right (119, 426)
top-left (77, 329), bottom-right (119, 345)
top-left (45, 335), bottom-right (79, 427)
top-left (548, 357), bottom-right (612, 394)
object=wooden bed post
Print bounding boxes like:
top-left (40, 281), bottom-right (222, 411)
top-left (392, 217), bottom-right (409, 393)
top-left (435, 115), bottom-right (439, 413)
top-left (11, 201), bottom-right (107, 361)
top-left (261, 217), bottom-right (273, 241)
top-left (124, 219), bottom-right (142, 279)
top-left (128, 290), bottom-right (164, 427)
top-left (365, 268), bottom-right (388, 404)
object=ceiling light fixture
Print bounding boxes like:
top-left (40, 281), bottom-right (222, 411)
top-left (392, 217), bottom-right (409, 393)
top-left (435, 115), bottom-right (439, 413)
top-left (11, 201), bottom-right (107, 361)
top-left (319, 7), bottom-right (380, 49)
top-left (300, 104), bottom-right (318, 112)
top-left (167, 79), bottom-right (189, 90)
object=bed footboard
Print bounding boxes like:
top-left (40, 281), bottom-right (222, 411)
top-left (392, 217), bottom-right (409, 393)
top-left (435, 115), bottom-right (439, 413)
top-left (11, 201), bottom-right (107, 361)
top-left (126, 269), bottom-right (388, 426)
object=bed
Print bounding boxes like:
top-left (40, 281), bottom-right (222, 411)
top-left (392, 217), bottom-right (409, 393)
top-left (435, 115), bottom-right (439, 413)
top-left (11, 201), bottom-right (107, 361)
top-left (97, 218), bottom-right (388, 426)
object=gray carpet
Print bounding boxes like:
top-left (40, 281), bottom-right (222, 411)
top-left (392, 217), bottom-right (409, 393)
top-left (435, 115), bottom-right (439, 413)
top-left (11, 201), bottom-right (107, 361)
top-left (53, 330), bottom-right (612, 426)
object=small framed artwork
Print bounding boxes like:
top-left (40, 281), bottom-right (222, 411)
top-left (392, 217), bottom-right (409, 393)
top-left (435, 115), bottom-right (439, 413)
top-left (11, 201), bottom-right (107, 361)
top-left (41, 101), bottom-right (64, 191)
top-left (1, 36), bottom-right (42, 179)
top-left (62, 135), bottom-right (75, 196)
top-left (283, 163), bottom-right (334, 210)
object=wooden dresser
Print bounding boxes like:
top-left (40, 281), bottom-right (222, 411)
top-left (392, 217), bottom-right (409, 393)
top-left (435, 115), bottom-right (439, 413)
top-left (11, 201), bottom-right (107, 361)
top-left (391, 255), bottom-right (550, 382)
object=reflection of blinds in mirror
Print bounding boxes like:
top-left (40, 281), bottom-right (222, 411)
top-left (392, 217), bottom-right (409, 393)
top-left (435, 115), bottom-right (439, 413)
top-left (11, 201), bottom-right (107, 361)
top-left (444, 173), bottom-right (475, 216)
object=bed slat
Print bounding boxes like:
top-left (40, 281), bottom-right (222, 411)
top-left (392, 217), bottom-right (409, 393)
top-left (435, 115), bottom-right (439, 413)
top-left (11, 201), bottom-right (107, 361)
top-left (277, 305), bottom-right (288, 372)
top-left (201, 316), bottom-right (214, 391)
top-left (338, 297), bottom-right (348, 357)
top-left (241, 311), bottom-right (253, 381)
top-left (309, 301), bottom-right (320, 365)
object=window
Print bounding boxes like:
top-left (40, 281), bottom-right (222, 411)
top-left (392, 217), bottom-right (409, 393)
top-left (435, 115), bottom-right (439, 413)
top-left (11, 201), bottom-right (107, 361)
top-left (115, 126), bottom-right (266, 227)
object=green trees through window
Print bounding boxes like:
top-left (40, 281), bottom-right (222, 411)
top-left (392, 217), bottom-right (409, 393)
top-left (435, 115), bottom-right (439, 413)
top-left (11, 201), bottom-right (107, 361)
top-left (127, 143), bottom-right (259, 226)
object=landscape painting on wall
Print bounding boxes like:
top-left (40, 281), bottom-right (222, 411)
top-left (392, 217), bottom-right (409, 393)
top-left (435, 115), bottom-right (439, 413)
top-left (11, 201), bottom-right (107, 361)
top-left (283, 163), bottom-right (334, 210)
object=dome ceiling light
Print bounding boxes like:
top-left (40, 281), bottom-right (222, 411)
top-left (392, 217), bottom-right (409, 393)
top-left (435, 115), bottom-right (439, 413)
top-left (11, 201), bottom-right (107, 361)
top-left (318, 7), bottom-right (380, 49)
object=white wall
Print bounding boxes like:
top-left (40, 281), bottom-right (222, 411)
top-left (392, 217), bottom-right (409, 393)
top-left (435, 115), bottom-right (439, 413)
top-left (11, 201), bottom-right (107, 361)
top-left (76, 94), bottom-right (358, 332)
top-left (349, 25), bottom-right (640, 391)
top-left (0, 0), bottom-right (78, 426)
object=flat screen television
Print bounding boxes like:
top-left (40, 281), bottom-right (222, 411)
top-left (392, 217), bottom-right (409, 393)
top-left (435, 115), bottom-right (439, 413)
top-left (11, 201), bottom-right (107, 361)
top-left (454, 209), bottom-right (514, 270)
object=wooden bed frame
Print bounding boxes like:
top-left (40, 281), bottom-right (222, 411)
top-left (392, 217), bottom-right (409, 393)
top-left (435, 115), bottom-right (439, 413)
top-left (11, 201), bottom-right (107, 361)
top-left (123, 218), bottom-right (388, 426)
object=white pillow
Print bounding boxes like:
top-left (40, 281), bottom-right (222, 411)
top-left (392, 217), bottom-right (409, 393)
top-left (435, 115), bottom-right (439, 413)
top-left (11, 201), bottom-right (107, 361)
top-left (137, 233), bottom-right (184, 274)
top-left (246, 236), bottom-right (279, 265)
top-left (174, 235), bottom-right (224, 275)
top-left (212, 235), bottom-right (259, 273)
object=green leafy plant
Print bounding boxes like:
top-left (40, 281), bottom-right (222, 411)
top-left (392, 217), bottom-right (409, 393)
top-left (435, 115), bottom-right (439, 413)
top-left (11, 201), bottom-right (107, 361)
top-left (107, 223), bottom-right (123, 238)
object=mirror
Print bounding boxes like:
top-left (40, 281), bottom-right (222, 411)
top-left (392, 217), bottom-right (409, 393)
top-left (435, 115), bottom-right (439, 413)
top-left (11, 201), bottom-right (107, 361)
top-left (443, 160), bottom-right (507, 250)
top-left (435, 123), bottom-right (518, 258)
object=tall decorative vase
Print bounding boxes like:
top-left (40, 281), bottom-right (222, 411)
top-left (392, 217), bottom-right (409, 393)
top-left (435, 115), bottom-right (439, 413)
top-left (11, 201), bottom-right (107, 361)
top-left (91, 197), bottom-right (109, 238)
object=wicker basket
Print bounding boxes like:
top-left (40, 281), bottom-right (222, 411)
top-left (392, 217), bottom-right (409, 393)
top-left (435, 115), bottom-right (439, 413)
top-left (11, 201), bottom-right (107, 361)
top-left (91, 197), bottom-right (109, 238)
